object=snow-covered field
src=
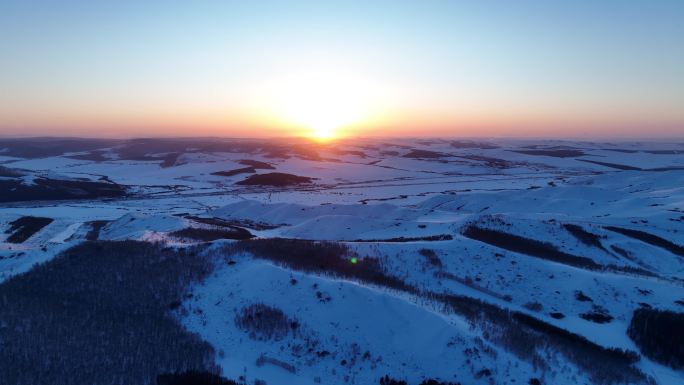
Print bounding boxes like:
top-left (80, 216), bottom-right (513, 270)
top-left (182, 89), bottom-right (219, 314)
top-left (1, 138), bottom-right (683, 384)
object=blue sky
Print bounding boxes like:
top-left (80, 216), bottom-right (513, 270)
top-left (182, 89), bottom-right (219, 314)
top-left (1, 0), bottom-right (682, 137)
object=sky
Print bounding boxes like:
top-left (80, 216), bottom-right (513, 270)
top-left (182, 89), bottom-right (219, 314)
top-left (1, 0), bottom-right (683, 139)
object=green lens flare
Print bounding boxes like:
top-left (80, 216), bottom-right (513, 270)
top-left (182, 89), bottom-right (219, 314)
top-left (350, 257), bottom-right (358, 264)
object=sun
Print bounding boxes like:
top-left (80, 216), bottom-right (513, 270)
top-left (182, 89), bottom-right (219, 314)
top-left (254, 65), bottom-right (387, 140)
top-left (312, 126), bottom-right (336, 140)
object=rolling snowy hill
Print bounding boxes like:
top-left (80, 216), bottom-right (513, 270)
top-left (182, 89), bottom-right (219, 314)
top-left (1, 138), bottom-right (683, 385)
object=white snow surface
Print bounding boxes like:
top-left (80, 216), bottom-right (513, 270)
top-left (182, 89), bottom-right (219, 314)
top-left (1, 138), bottom-right (684, 384)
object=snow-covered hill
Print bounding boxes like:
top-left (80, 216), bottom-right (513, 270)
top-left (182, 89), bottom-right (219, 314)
top-left (1, 138), bottom-right (683, 384)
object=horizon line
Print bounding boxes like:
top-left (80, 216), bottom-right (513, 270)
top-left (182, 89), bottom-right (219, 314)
top-left (1, 134), bottom-right (683, 142)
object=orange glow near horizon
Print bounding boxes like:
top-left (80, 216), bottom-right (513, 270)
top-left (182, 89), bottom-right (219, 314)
top-left (2, 116), bottom-right (683, 140)
top-left (1, 58), bottom-right (682, 139)
top-left (2, 101), bottom-right (683, 139)
top-left (1, 78), bottom-right (683, 139)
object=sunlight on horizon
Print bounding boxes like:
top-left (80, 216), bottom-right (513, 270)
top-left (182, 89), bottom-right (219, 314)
top-left (249, 63), bottom-right (392, 141)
